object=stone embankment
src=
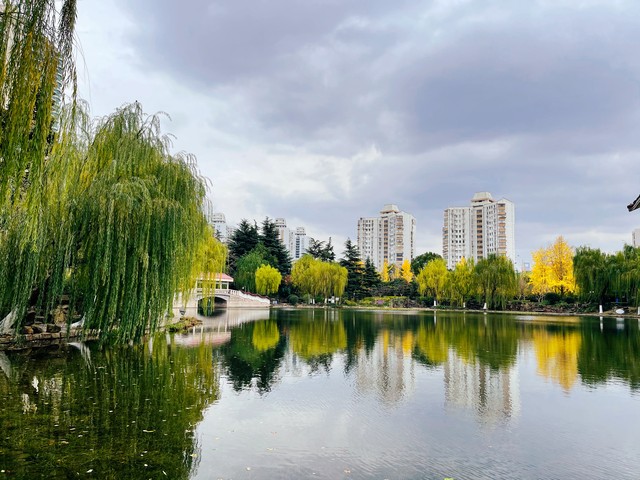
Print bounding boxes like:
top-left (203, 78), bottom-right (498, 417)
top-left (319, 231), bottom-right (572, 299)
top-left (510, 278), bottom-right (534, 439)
top-left (0, 327), bottom-right (92, 351)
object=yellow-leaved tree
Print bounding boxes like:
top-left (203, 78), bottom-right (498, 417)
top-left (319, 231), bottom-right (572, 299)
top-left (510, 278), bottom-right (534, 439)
top-left (400, 259), bottom-right (413, 282)
top-left (416, 258), bottom-right (449, 302)
top-left (530, 236), bottom-right (576, 298)
top-left (255, 264), bottom-right (282, 296)
top-left (381, 260), bottom-right (390, 282)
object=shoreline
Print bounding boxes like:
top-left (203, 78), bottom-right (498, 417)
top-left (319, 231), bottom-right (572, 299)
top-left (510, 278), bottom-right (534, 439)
top-left (273, 304), bottom-right (640, 319)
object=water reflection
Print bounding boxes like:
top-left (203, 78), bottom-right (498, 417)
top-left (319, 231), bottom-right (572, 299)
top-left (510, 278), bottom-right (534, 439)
top-left (444, 351), bottom-right (520, 423)
top-left (0, 336), bottom-right (219, 479)
top-left (198, 310), bottom-right (640, 402)
top-left (354, 328), bottom-right (416, 405)
top-left (533, 329), bottom-right (581, 392)
top-left (2, 310), bottom-right (640, 479)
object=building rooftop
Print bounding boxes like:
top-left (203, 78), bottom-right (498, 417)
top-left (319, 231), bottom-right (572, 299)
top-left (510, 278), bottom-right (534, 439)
top-left (380, 204), bottom-right (400, 214)
top-left (471, 192), bottom-right (493, 203)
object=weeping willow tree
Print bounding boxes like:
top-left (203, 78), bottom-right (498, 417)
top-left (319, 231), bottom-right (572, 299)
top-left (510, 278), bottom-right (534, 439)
top-left (474, 254), bottom-right (517, 310)
top-left (0, 1), bottom-right (217, 341)
top-left (0, 0), bottom-right (78, 331)
top-left (2, 100), bottom-right (214, 341)
top-left (69, 103), bottom-right (211, 341)
top-left (574, 245), bottom-right (640, 307)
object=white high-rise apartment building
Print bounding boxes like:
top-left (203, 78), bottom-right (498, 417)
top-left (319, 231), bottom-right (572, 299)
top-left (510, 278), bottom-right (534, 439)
top-left (291, 227), bottom-right (309, 260)
top-left (210, 212), bottom-right (229, 243)
top-left (357, 204), bottom-right (416, 272)
top-left (633, 228), bottom-right (640, 248)
top-left (275, 218), bottom-right (309, 261)
top-left (275, 218), bottom-right (291, 250)
top-left (443, 192), bottom-right (515, 270)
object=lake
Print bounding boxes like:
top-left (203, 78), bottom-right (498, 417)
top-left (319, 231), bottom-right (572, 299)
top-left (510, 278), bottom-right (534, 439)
top-left (1, 308), bottom-right (639, 479)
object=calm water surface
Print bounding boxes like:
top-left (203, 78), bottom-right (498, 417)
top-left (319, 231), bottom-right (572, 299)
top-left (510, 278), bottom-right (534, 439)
top-left (1, 309), bottom-right (639, 479)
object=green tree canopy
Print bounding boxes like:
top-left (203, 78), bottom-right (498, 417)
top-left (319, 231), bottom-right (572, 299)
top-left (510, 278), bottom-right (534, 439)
top-left (416, 258), bottom-right (449, 302)
top-left (448, 257), bottom-right (475, 306)
top-left (260, 217), bottom-right (292, 275)
top-left (255, 264), bottom-right (282, 296)
top-left (307, 238), bottom-right (336, 262)
top-left (411, 252), bottom-right (443, 276)
top-left (291, 254), bottom-right (347, 301)
top-left (362, 257), bottom-right (381, 296)
top-left (474, 254), bottom-right (516, 310)
top-left (227, 219), bottom-right (259, 274)
top-left (340, 239), bottom-right (364, 300)
top-left (234, 245), bottom-right (272, 293)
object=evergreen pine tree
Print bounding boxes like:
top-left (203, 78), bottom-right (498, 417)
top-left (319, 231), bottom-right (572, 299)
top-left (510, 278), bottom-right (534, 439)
top-left (260, 217), bottom-right (292, 275)
top-left (362, 257), bottom-right (381, 296)
top-left (228, 220), bottom-right (259, 274)
top-left (321, 238), bottom-right (336, 262)
top-left (307, 238), bottom-right (335, 262)
top-left (306, 239), bottom-right (325, 259)
top-left (340, 239), bottom-right (365, 300)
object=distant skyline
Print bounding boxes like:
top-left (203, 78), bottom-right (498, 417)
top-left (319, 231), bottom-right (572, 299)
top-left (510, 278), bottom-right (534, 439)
top-left (76, 0), bottom-right (640, 263)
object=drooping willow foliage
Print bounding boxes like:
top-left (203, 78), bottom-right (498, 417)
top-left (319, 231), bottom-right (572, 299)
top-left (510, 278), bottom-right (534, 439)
top-left (574, 245), bottom-right (640, 306)
top-left (0, 1), bottom-right (221, 341)
top-left (70, 103), bottom-right (212, 341)
top-left (2, 100), bottom-right (216, 341)
top-left (0, 0), bottom-right (78, 329)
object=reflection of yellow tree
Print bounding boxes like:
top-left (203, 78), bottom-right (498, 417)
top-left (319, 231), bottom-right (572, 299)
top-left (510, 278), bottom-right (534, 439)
top-left (401, 331), bottom-right (414, 355)
top-left (252, 321), bottom-right (280, 351)
top-left (533, 330), bottom-right (581, 392)
top-left (289, 321), bottom-right (347, 359)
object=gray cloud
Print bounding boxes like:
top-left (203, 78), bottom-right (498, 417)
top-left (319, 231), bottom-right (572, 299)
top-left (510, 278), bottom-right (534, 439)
top-left (116, 1), bottom-right (640, 155)
top-left (83, 0), bottom-right (640, 259)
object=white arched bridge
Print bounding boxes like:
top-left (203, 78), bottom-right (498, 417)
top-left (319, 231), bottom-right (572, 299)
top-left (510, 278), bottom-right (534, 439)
top-left (172, 273), bottom-right (270, 318)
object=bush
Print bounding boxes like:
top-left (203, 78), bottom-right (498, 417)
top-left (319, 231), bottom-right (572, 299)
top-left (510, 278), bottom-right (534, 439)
top-left (288, 294), bottom-right (299, 306)
top-left (543, 292), bottom-right (562, 305)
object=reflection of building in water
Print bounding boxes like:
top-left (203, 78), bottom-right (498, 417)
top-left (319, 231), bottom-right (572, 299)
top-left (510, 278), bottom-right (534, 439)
top-left (444, 352), bottom-right (520, 423)
top-left (172, 309), bottom-right (270, 347)
top-left (355, 330), bottom-right (415, 405)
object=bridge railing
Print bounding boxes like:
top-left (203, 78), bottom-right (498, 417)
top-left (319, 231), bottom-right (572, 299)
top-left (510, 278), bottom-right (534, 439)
top-left (194, 287), bottom-right (270, 305)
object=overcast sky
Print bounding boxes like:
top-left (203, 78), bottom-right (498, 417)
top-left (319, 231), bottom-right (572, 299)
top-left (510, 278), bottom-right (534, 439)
top-left (75, 0), bottom-right (640, 265)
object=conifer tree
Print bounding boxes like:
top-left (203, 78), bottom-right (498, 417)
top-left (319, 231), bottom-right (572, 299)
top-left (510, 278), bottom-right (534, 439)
top-left (362, 258), bottom-right (381, 296)
top-left (340, 239), bottom-right (364, 300)
top-left (260, 217), bottom-right (291, 275)
top-left (307, 238), bottom-right (335, 262)
top-left (228, 219), bottom-right (259, 274)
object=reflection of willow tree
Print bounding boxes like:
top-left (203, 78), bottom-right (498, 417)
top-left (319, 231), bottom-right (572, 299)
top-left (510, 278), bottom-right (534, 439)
top-left (578, 321), bottom-right (640, 390)
top-left (252, 320), bottom-right (280, 351)
top-left (220, 319), bottom-right (286, 392)
top-left (533, 329), bottom-right (581, 392)
top-left (0, 336), bottom-right (218, 479)
top-left (289, 319), bottom-right (347, 371)
top-left (414, 322), bottom-right (448, 366)
top-left (412, 316), bottom-right (518, 370)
